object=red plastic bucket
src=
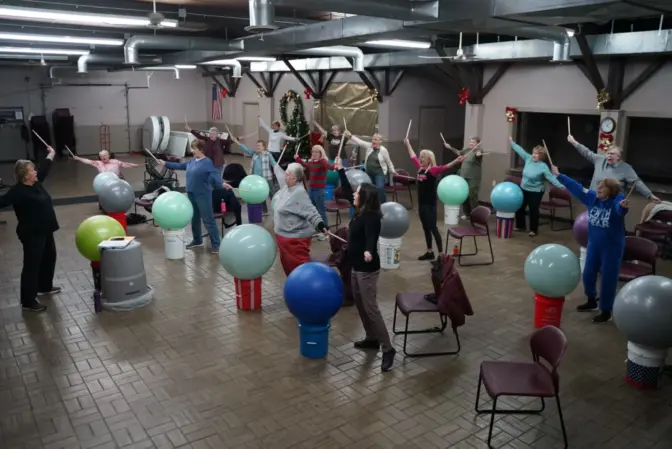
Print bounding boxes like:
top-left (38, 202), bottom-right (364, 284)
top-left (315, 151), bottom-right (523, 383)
top-left (533, 293), bottom-right (565, 328)
top-left (234, 277), bottom-right (262, 310)
top-left (106, 211), bottom-right (127, 233)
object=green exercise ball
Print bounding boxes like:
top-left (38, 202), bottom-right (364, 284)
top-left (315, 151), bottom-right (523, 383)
top-left (218, 224), bottom-right (277, 280)
top-left (75, 215), bottom-right (126, 262)
top-left (152, 191), bottom-right (194, 229)
top-left (239, 174), bottom-right (270, 205)
top-left (437, 175), bottom-right (469, 205)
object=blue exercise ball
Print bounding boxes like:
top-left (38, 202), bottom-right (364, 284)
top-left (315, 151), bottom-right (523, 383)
top-left (524, 244), bottom-right (581, 298)
top-left (219, 224), bottom-right (276, 280)
top-left (284, 262), bottom-right (344, 324)
top-left (93, 172), bottom-right (119, 195)
top-left (490, 182), bottom-right (523, 213)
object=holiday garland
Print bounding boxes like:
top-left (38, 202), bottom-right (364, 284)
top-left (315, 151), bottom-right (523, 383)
top-left (279, 89), bottom-right (311, 160)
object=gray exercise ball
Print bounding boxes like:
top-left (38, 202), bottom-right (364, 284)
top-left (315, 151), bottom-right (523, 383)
top-left (93, 172), bottom-right (119, 195)
top-left (345, 169), bottom-right (372, 191)
top-left (380, 201), bottom-right (410, 239)
top-left (98, 179), bottom-right (135, 213)
top-left (613, 275), bottom-right (672, 349)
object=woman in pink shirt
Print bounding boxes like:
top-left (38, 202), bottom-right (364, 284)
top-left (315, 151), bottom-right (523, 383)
top-left (73, 150), bottom-right (138, 177)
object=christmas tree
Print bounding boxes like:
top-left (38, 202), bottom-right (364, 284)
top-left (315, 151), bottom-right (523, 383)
top-left (279, 90), bottom-right (311, 162)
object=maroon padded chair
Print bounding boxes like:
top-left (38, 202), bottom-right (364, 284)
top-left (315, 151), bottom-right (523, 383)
top-left (385, 169), bottom-right (414, 209)
top-left (635, 209), bottom-right (672, 256)
top-left (619, 236), bottom-right (657, 282)
top-left (444, 205), bottom-right (494, 266)
top-left (326, 186), bottom-right (352, 228)
top-left (475, 326), bottom-right (569, 449)
top-left (503, 175), bottom-right (522, 185)
top-left (539, 186), bottom-right (573, 231)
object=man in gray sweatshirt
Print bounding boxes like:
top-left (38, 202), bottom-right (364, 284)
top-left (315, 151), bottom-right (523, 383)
top-left (567, 135), bottom-right (660, 203)
top-left (272, 162), bottom-right (328, 275)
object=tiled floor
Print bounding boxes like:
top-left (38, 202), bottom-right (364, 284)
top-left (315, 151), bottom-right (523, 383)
top-left (1, 175), bottom-right (672, 449)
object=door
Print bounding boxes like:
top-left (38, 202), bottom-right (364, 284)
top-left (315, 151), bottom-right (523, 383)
top-left (418, 107), bottom-right (447, 165)
top-left (242, 102), bottom-right (259, 158)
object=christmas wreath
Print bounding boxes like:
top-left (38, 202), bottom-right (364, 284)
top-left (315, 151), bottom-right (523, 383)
top-left (279, 90), bottom-right (311, 160)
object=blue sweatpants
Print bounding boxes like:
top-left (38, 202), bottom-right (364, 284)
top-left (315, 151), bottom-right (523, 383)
top-left (309, 187), bottom-right (328, 227)
top-left (188, 192), bottom-right (221, 249)
top-left (583, 242), bottom-right (624, 313)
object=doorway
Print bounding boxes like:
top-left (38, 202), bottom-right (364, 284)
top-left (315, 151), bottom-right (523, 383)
top-left (242, 102), bottom-right (259, 157)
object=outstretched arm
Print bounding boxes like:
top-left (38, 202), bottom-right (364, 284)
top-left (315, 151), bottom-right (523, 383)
top-left (313, 122), bottom-right (327, 136)
top-left (279, 132), bottom-right (297, 142)
top-left (542, 165), bottom-right (565, 189)
top-left (567, 135), bottom-right (601, 164)
top-left (165, 161), bottom-right (188, 171)
top-left (348, 134), bottom-right (372, 149)
top-left (428, 156), bottom-right (465, 177)
top-left (190, 130), bottom-right (206, 141)
top-left (509, 138), bottom-right (532, 163)
top-left (273, 164), bottom-right (286, 189)
top-left (614, 194), bottom-right (629, 217)
top-left (258, 116), bottom-right (272, 134)
top-left (335, 161), bottom-right (355, 208)
top-left (556, 173), bottom-right (595, 206)
top-left (36, 147), bottom-right (56, 182)
top-left (117, 160), bottom-right (139, 168)
top-left (622, 165), bottom-right (654, 199)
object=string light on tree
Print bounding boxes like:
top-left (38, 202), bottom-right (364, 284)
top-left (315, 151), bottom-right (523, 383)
top-left (368, 88), bottom-right (379, 101)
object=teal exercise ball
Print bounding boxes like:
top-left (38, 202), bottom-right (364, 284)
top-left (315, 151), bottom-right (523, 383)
top-left (490, 182), bottom-right (524, 213)
top-left (152, 191), bottom-right (194, 229)
top-left (239, 174), bottom-right (270, 205)
top-left (326, 160), bottom-right (340, 186)
top-left (437, 175), bottom-right (469, 205)
top-left (93, 172), bottom-right (119, 195)
top-left (219, 224), bottom-right (277, 280)
top-left (524, 244), bottom-right (581, 298)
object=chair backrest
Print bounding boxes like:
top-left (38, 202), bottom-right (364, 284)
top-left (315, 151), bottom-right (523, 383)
top-left (651, 209), bottom-right (672, 223)
top-left (470, 206), bottom-right (491, 230)
top-left (223, 163), bottom-right (247, 188)
top-left (623, 236), bottom-right (658, 266)
top-left (549, 186), bottom-right (571, 204)
top-left (393, 169), bottom-right (412, 185)
top-left (530, 326), bottom-right (567, 390)
top-left (504, 175), bottom-right (522, 185)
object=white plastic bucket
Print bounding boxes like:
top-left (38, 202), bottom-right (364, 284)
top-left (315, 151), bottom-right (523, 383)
top-left (444, 205), bottom-right (460, 226)
top-left (627, 342), bottom-right (667, 367)
top-left (163, 229), bottom-right (186, 260)
top-left (579, 246), bottom-right (587, 273)
top-left (379, 237), bottom-right (402, 270)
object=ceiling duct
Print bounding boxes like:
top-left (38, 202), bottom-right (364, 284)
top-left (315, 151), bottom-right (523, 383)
top-left (269, 0), bottom-right (440, 21)
top-left (78, 54), bottom-right (160, 73)
top-left (246, 0), bottom-right (278, 33)
top-left (496, 25), bottom-right (572, 62)
top-left (291, 46), bottom-right (365, 71)
top-left (202, 60), bottom-right (242, 77)
top-left (132, 67), bottom-right (181, 79)
top-left (124, 35), bottom-right (243, 64)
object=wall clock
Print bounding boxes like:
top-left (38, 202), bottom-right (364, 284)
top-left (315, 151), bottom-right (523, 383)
top-left (600, 117), bottom-right (616, 134)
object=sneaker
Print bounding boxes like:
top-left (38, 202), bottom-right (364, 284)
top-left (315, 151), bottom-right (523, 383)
top-left (22, 301), bottom-right (47, 312)
top-left (528, 232), bottom-right (537, 237)
top-left (381, 348), bottom-right (397, 372)
top-left (37, 287), bottom-right (61, 296)
top-left (353, 339), bottom-right (380, 350)
top-left (186, 241), bottom-right (204, 249)
top-left (576, 298), bottom-right (598, 312)
top-left (418, 252), bottom-right (435, 261)
top-left (593, 312), bottom-right (612, 323)
top-left (209, 247), bottom-right (219, 254)
top-left (460, 215), bottom-right (468, 220)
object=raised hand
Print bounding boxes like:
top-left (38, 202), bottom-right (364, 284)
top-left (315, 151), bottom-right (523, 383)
top-left (185, 124), bottom-right (192, 132)
top-left (334, 158), bottom-right (343, 170)
top-left (456, 155), bottom-right (465, 163)
top-left (508, 136), bottom-right (513, 142)
top-left (620, 199), bottom-right (630, 209)
top-left (567, 134), bottom-right (576, 145)
top-left (551, 165), bottom-right (560, 176)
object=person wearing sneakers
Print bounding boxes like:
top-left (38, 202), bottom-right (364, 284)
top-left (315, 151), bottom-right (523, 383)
top-left (294, 145), bottom-right (334, 241)
top-left (158, 140), bottom-right (232, 254)
top-left (444, 137), bottom-right (483, 219)
top-left (0, 145), bottom-right (60, 312)
top-left (552, 166), bottom-right (628, 323)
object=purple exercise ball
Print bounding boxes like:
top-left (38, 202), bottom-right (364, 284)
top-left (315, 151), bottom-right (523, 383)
top-left (572, 211), bottom-right (589, 247)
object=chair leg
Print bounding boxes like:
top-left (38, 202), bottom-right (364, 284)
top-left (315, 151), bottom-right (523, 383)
top-left (487, 397), bottom-right (497, 448)
top-left (457, 234), bottom-right (495, 267)
top-left (555, 395), bottom-right (569, 449)
top-left (392, 312), bottom-right (458, 357)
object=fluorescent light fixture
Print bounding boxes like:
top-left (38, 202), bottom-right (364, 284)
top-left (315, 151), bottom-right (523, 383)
top-left (175, 65), bottom-right (197, 69)
top-left (565, 29), bottom-right (575, 37)
top-left (235, 56), bottom-right (277, 62)
top-left (0, 53), bottom-right (68, 60)
top-left (0, 46), bottom-right (89, 55)
top-left (0, 6), bottom-right (177, 28)
top-left (363, 39), bottom-right (431, 49)
top-left (0, 32), bottom-right (123, 46)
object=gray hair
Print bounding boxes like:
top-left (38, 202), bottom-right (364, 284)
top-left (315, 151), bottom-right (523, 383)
top-left (286, 162), bottom-right (305, 182)
top-left (470, 136), bottom-right (481, 143)
top-left (208, 127), bottom-right (218, 133)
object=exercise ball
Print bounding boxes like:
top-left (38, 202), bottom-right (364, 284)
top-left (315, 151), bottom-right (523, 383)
top-left (614, 275), bottom-right (672, 348)
top-left (152, 191), bottom-right (193, 229)
top-left (524, 244), bottom-right (581, 298)
top-left (284, 262), bottom-right (344, 324)
top-left (572, 211), bottom-right (589, 248)
top-left (438, 175), bottom-right (469, 205)
top-left (75, 215), bottom-right (126, 262)
top-left (490, 182), bottom-right (523, 213)
top-left (93, 172), bottom-right (118, 194)
top-left (326, 160), bottom-right (340, 186)
top-left (380, 202), bottom-right (410, 239)
top-left (345, 169), bottom-right (372, 191)
top-left (219, 224), bottom-right (276, 280)
top-left (98, 179), bottom-right (134, 213)
top-left (239, 174), bottom-right (270, 205)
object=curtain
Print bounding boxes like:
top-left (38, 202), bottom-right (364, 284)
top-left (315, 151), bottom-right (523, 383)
top-left (314, 82), bottom-right (378, 137)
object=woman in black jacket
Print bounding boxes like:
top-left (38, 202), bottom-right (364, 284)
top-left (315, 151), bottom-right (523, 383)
top-left (334, 158), bottom-right (396, 372)
top-left (0, 146), bottom-right (60, 312)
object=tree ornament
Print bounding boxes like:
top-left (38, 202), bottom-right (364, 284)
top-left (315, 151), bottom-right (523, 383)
top-left (220, 88), bottom-right (228, 99)
top-left (458, 87), bottom-right (470, 105)
top-left (257, 88), bottom-right (266, 98)
top-left (368, 88), bottom-right (379, 101)
top-left (598, 132), bottom-right (614, 152)
top-left (304, 88), bottom-right (312, 99)
top-left (505, 106), bottom-right (518, 123)
top-left (596, 89), bottom-right (610, 110)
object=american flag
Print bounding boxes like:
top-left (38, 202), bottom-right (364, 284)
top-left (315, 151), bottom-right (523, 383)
top-left (211, 84), bottom-right (222, 121)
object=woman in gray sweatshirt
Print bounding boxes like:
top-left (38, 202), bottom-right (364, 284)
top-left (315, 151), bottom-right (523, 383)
top-left (272, 162), bottom-right (328, 275)
top-left (567, 135), bottom-right (660, 203)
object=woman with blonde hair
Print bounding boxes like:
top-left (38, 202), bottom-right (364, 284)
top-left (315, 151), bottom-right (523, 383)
top-left (509, 137), bottom-right (564, 236)
top-left (404, 138), bottom-right (464, 260)
top-left (0, 145), bottom-right (60, 312)
top-left (294, 145), bottom-right (334, 239)
top-left (345, 131), bottom-right (396, 204)
top-left (72, 150), bottom-right (138, 177)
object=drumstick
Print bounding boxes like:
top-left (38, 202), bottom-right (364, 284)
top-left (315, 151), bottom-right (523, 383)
top-left (343, 117), bottom-right (348, 131)
top-left (542, 139), bottom-right (554, 166)
top-left (143, 147), bottom-right (160, 163)
top-left (394, 174), bottom-right (416, 180)
top-left (64, 145), bottom-right (75, 158)
top-left (567, 117), bottom-right (571, 135)
top-left (224, 123), bottom-right (234, 139)
top-left (279, 142), bottom-right (292, 161)
top-left (327, 231), bottom-right (347, 243)
top-left (405, 120), bottom-right (412, 140)
top-left (242, 131), bottom-right (257, 139)
top-left (335, 129), bottom-right (346, 160)
top-left (31, 130), bottom-right (49, 147)
top-left (439, 132), bottom-right (447, 145)
top-left (625, 183), bottom-right (637, 201)
top-left (465, 141), bottom-right (482, 157)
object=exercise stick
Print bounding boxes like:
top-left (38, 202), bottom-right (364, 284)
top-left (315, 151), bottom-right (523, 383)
top-left (343, 117), bottom-right (348, 131)
top-left (345, 164), bottom-right (365, 171)
top-left (405, 120), bottom-right (412, 140)
top-left (542, 139), bottom-right (555, 167)
top-left (31, 130), bottom-right (49, 147)
top-left (64, 145), bottom-right (76, 158)
top-left (335, 128), bottom-right (346, 160)
top-left (439, 132), bottom-right (448, 145)
top-left (625, 182), bottom-right (637, 201)
top-left (143, 147), bottom-right (160, 163)
top-left (567, 116), bottom-right (571, 135)
top-left (327, 231), bottom-right (347, 243)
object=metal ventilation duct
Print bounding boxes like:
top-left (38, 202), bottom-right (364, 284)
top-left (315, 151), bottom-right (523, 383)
top-left (246, 0), bottom-right (278, 33)
top-left (291, 46), bottom-right (365, 71)
top-left (203, 59), bottom-right (242, 77)
top-left (78, 54), bottom-right (159, 73)
top-left (124, 35), bottom-right (243, 64)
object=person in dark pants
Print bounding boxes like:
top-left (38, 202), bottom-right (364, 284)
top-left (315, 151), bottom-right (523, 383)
top-left (334, 157), bottom-right (396, 373)
top-left (0, 145), bottom-right (60, 312)
top-left (212, 187), bottom-right (242, 227)
top-left (404, 138), bottom-right (464, 260)
top-left (444, 137), bottom-right (484, 218)
top-left (509, 137), bottom-right (564, 236)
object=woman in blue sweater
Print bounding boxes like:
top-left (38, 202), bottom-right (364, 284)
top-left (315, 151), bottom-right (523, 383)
top-left (509, 137), bottom-right (564, 236)
top-left (158, 140), bottom-right (231, 253)
top-left (552, 166), bottom-right (629, 323)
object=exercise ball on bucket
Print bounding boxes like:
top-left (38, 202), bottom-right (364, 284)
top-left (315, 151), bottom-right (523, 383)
top-left (152, 191), bottom-right (194, 260)
top-left (93, 172), bottom-right (119, 195)
top-left (572, 211), bottom-right (589, 273)
top-left (437, 175), bottom-right (469, 225)
top-left (490, 181), bottom-right (523, 239)
top-left (219, 224), bottom-right (277, 310)
top-left (524, 243), bottom-right (581, 328)
top-left (75, 215), bottom-right (126, 262)
top-left (239, 174), bottom-right (269, 224)
top-left (379, 202), bottom-right (410, 270)
top-left (345, 169), bottom-right (372, 192)
top-left (98, 179), bottom-right (134, 232)
top-left (284, 262), bottom-right (344, 359)
top-left (614, 275), bottom-right (672, 389)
